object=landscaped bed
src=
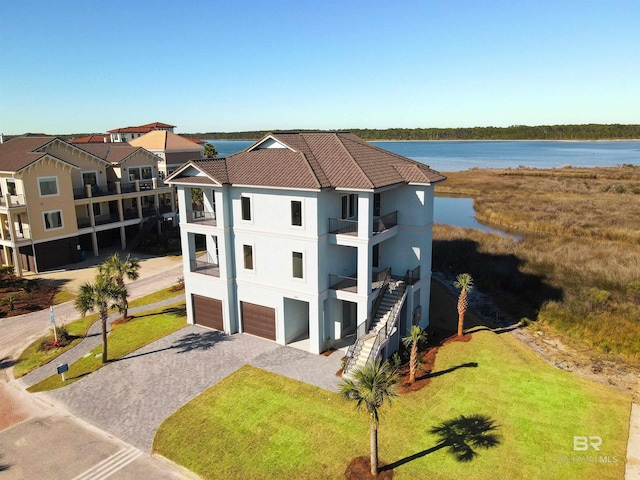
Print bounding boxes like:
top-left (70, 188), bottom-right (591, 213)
top-left (154, 328), bottom-right (630, 479)
top-left (27, 301), bottom-right (186, 392)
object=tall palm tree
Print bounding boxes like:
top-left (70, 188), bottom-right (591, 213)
top-left (75, 274), bottom-right (126, 363)
top-left (98, 253), bottom-right (140, 320)
top-left (402, 325), bottom-right (428, 384)
top-left (339, 359), bottom-right (399, 476)
top-left (454, 273), bottom-right (474, 337)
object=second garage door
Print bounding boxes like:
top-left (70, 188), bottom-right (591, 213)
top-left (241, 301), bottom-right (276, 340)
top-left (192, 295), bottom-right (224, 331)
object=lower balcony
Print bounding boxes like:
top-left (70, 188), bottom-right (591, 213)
top-left (328, 211), bottom-right (398, 235)
top-left (190, 259), bottom-right (220, 277)
top-left (329, 268), bottom-right (391, 293)
top-left (186, 209), bottom-right (217, 226)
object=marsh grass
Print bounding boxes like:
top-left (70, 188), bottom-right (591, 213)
top-left (433, 165), bottom-right (640, 358)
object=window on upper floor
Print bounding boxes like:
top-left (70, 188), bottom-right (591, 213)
top-left (243, 244), bottom-right (254, 270)
top-left (38, 177), bottom-right (59, 196)
top-left (341, 193), bottom-right (357, 219)
top-left (82, 172), bottom-right (98, 187)
top-left (128, 166), bottom-right (153, 182)
top-left (43, 210), bottom-right (63, 230)
top-left (373, 193), bottom-right (381, 217)
top-left (292, 251), bottom-right (303, 279)
top-left (241, 196), bottom-right (252, 221)
top-left (6, 180), bottom-right (16, 196)
top-left (291, 200), bottom-right (302, 226)
top-left (372, 243), bottom-right (380, 268)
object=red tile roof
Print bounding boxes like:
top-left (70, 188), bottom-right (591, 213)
top-left (167, 132), bottom-right (444, 190)
top-left (107, 126), bottom-right (155, 134)
top-left (139, 122), bottom-right (176, 129)
top-left (70, 134), bottom-right (111, 143)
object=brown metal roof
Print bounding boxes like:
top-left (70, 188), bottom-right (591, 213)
top-left (167, 132), bottom-right (445, 190)
top-left (76, 143), bottom-right (152, 164)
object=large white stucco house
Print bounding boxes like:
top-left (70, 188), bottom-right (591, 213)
top-left (166, 132), bottom-right (445, 373)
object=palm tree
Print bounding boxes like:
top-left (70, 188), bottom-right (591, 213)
top-left (339, 359), bottom-right (399, 476)
top-left (454, 273), bottom-right (474, 337)
top-left (98, 253), bottom-right (140, 320)
top-left (75, 274), bottom-right (127, 363)
top-left (402, 325), bottom-right (428, 384)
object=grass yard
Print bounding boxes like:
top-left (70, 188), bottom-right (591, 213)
top-left (27, 302), bottom-right (186, 392)
top-left (13, 314), bottom-right (98, 378)
top-left (154, 329), bottom-right (630, 479)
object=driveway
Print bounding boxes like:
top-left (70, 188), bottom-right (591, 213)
top-left (37, 326), bottom-right (343, 451)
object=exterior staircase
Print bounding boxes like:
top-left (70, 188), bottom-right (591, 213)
top-left (343, 277), bottom-right (408, 379)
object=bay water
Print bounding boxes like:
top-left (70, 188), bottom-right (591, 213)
top-left (207, 139), bottom-right (639, 236)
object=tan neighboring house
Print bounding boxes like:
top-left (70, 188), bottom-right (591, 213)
top-left (0, 137), bottom-right (176, 275)
top-left (108, 122), bottom-right (176, 143)
top-left (129, 130), bottom-right (204, 176)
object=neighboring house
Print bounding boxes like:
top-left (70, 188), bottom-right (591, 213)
top-left (0, 137), bottom-right (176, 275)
top-left (69, 134), bottom-right (111, 144)
top-left (166, 132), bottom-right (445, 367)
top-left (108, 122), bottom-right (176, 143)
top-left (130, 130), bottom-right (204, 176)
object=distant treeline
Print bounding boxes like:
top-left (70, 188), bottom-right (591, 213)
top-left (189, 124), bottom-right (640, 141)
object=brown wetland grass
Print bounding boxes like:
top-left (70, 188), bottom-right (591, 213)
top-left (434, 165), bottom-right (640, 360)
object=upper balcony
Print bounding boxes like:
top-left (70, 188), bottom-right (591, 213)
top-left (185, 209), bottom-right (217, 226)
top-left (74, 179), bottom-right (171, 200)
top-left (328, 211), bottom-right (398, 236)
top-left (0, 194), bottom-right (26, 209)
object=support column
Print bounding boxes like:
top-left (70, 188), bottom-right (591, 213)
top-left (91, 232), bottom-right (99, 257)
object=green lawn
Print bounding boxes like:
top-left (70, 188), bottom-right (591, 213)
top-left (154, 329), bottom-right (630, 480)
top-left (13, 314), bottom-right (98, 378)
top-left (13, 287), bottom-right (184, 379)
top-left (27, 302), bottom-right (186, 392)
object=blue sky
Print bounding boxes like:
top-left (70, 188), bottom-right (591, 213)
top-left (1, 1), bottom-right (638, 134)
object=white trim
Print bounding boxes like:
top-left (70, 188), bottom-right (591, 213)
top-left (81, 170), bottom-right (99, 187)
top-left (247, 134), bottom-right (295, 152)
top-left (43, 209), bottom-right (64, 230)
top-left (242, 243), bottom-right (255, 271)
top-left (38, 176), bottom-right (60, 197)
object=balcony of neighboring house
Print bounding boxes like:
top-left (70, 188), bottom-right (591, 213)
top-left (328, 211), bottom-right (398, 236)
top-left (73, 183), bottom-right (117, 200)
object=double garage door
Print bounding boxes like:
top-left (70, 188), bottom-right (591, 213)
top-left (192, 296), bottom-right (276, 341)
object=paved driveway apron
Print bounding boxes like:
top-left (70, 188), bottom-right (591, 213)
top-left (41, 326), bottom-right (342, 452)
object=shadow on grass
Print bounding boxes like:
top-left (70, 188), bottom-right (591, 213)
top-left (432, 236), bottom-right (563, 323)
top-left (111, 329), bottom-right (230, 362)
top-left (426, 362), bottom-right (478, 379)
top-left (381, 414), bottom-right (501, 471)
top-left (0, 357), bottom-right (17, 371)
top-left (131, 305), bottom-right (187, 319)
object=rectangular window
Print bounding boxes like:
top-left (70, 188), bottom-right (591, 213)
top-left (372, 244), bottom-right (380, 268)
top-left (141, 167), bottom-right (153, 180)
top-left (6, 180), bottom-right (16, 195)
top-left (241, 196), bottom-right (251, 221)
top-left (43, 210), bottom-right (63, 230)
top-left (291, 200), bottom-right (302, 226)
top-left (82, 172), bottom-right (98, 187)
top-left (39, 177), bottom-right (58, 196)
top-left (341, 194), bottom-right (357, 219)
top-left (373, 193), bottom-right (381, 217)
top-left (92, 203), bottom-right (101, 216)
top-left (292, 252), bottom-right (303, 278)
top-left (243, 244), bottom-right (253, 270)
top-left (128, 167), bottom-right (141, 181)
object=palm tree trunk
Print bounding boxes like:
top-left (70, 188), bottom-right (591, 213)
top-left (370, 417), bottom-right (378, 476)
top-left (409, 342), bottom-right (417, 384)
top-left (100, 310), bottom-right (108, 363)
top-left (457, 311), bottom-right (465, 337)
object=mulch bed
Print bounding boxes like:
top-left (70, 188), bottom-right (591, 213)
top-left (0, 278), bottom-right (57, 318)
top-left (345, 456), bottom-right (394, 480)
top-left (397, 330), bottom-right (472, 394)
